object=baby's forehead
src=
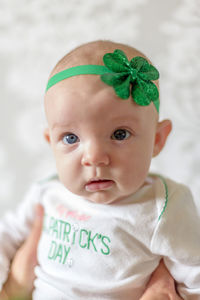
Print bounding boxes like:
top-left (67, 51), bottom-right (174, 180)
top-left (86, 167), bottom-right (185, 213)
top-left (46, 82), bottom-right (158, 131)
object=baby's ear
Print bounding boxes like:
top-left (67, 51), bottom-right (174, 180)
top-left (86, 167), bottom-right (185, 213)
top-left (153, 120), bottom-right (172, 157)
top-left (43, 128), bottom-right (51, 144)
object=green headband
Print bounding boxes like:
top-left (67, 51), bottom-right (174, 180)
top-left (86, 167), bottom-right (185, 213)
top-left (46, 49), bottom-right (160, 113)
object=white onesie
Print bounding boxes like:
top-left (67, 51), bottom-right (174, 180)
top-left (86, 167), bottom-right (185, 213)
top-left (0, 174), bottom-right (200, 299)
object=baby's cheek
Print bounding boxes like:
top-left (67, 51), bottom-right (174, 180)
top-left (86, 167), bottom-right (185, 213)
top-left (57, 159), bottom-right (79, 186)
top-left (120, 158), bottom-right (149, 186)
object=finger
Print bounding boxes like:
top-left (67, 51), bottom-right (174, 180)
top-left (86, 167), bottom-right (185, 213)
top-left (141, 260), bottom-right (183, 300)
top-left (146, 260), bottom-right (174, 288)
top-left (26, 204), bottom-right (44, 247)
top-left (23, 204), bottom-right (44, 267)
top-left (5, 204), bottom-right (45, 297)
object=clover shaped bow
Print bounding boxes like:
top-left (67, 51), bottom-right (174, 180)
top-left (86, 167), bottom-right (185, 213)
top-left (101, 49), bottom-right (160, 112)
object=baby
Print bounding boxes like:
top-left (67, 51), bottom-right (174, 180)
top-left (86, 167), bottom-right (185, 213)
top-left (0, 40), bottom-right (200, 299)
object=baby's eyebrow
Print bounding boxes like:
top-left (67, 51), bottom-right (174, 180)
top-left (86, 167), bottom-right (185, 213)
top-left (51, 122), bottom-right (75, 130)
top-left (51, 115), bottom-right (140, 129)
top-left (110, 115), bottom-right (140, 124)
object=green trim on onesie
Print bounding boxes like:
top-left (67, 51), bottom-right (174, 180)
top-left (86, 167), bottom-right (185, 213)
top-left (157, 175), bottom-right (169, 221)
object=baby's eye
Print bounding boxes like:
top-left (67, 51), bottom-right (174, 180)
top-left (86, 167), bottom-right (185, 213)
top-left (62, 134), bottom-right (79, 144)
top-left (111, 129), bottom-right (131, 141)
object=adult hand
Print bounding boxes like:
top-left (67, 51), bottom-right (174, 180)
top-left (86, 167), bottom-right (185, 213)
top-left (140, 260), bottom-right (183, 300)
top-left (0, 204), bottom-right (44, 300)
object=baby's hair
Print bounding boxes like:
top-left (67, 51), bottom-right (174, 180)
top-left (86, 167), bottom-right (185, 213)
top-left (50, 40), bottom-right (149, 78)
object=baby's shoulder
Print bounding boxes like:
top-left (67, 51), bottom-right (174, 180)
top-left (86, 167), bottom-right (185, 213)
top-left (148, 174), bottom-right (194, 221)
top-left (157, 176), bottom-right (193, 208)
top-left (151, 175), bottom-right (200, 259)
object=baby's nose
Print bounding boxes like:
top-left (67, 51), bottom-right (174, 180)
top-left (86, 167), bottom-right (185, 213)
top-left (81, 142), bottom-right (110, 166)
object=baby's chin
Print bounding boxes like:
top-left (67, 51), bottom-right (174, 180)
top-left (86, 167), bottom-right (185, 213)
top-left (71, 188), bottom-right (122, 205)
top-left (78, 188), bottom-right (135, 205)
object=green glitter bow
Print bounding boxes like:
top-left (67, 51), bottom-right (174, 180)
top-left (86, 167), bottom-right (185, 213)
top-left (101, 49), bottom-right (160, 112)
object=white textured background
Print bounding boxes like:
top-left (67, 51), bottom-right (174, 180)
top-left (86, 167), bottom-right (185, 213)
top-left (0, 0), bottom-right (199, 216)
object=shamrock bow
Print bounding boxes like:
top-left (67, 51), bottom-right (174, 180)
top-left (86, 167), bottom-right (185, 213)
top-left (101, 49), bottom-right (160, 112)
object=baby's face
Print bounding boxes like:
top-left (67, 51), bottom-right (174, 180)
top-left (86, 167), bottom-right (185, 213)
top-left (45, 75), bottom-right (158, 204)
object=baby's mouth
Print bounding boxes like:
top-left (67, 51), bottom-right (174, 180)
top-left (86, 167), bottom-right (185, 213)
top-left (85, 179), bottom-right (114, 192)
